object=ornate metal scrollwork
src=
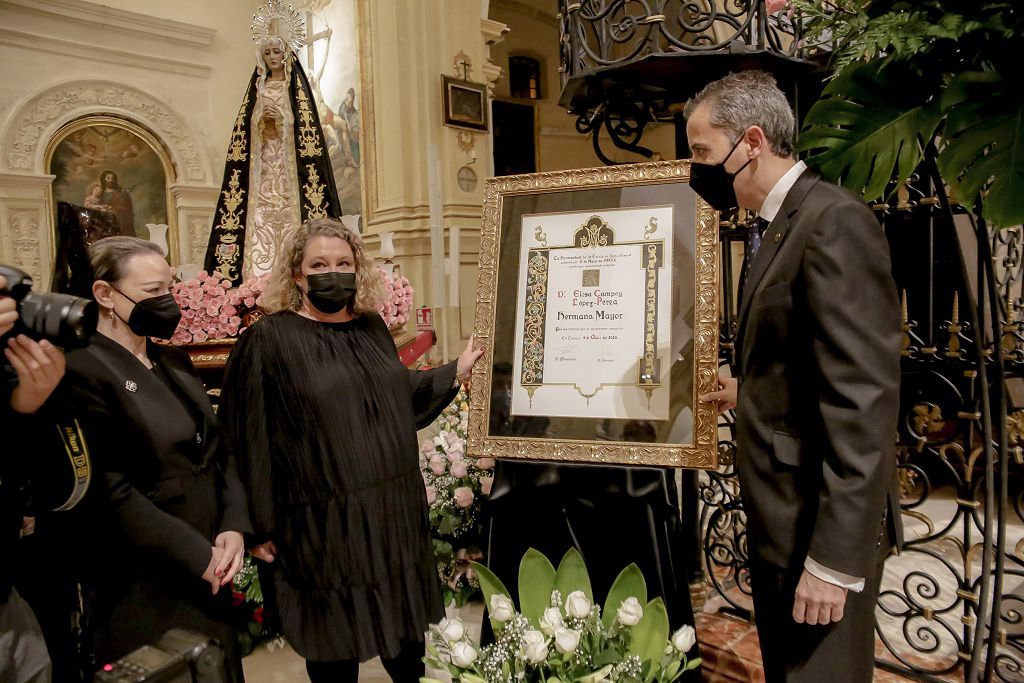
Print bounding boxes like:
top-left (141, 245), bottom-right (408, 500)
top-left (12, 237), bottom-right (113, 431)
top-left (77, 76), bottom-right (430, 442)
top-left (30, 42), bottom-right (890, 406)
top-left (558, 0), bottom-right (811, 163)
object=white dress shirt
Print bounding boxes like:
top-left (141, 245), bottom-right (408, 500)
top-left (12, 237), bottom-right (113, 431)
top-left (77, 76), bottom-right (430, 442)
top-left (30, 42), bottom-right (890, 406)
top-left (756, 159), bottom-right (866, 593)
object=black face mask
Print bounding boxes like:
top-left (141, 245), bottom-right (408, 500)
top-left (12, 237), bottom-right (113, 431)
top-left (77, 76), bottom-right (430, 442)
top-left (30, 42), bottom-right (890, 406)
top-left (112, 288), bottom-right (182, 340)
top-left (305, 272), bottom-right (357, 314)
top-left (690, 132), bottom-right (753, 213)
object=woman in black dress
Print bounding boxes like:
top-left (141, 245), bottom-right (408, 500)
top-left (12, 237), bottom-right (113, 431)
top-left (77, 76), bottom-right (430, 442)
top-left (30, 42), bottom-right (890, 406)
top-left (59, 237), bottom-right (252, 680)
top-left (221, 218), bottom-right (483, 683)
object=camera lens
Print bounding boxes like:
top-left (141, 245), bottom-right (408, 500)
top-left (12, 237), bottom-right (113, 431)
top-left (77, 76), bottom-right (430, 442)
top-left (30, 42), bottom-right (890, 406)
top-left (18, 291), bottom-right (98, 349)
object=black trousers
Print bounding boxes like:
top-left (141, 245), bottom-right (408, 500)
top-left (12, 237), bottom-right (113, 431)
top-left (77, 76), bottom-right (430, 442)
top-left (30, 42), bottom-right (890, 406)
top-left (750, 557), bottom-right (886, 683)
top-left (304, 639), bottom-right (424, 683)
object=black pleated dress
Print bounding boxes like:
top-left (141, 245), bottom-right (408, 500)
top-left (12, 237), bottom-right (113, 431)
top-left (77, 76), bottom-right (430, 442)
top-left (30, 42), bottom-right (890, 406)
top-left (220, 311), bottom-right (458, 662)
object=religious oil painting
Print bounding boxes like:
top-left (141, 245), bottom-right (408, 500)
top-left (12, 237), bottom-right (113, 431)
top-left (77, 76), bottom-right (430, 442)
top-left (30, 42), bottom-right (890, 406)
top-left (467, 160), bottom-right (720, 469)
top-left (299, 0), bottom-right (365, 221)
top-left (48, 117), bottom-right (171, 241)
top-left (442, 75), bottom-right (489, 132)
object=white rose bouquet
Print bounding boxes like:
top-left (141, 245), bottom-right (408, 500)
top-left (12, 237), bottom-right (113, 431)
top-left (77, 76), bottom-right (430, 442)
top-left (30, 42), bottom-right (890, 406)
top-left (424, 548), bottom-right (701, 683)
top-left (419, 386), bottom-right (495, 606)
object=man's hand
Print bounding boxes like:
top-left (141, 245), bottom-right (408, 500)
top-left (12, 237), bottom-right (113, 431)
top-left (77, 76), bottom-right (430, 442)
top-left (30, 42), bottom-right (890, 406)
top-left (202, 546), bottom-right (226, 595)
top-left (250, 540), bottom-right (277, 564)
top-left (699, 375), bottom-right (738, 415)
top-left (7, 335), bottom-right (66, 414)
top-left (215, 531), bottom-right (246, 586)
top-left (793, 569), bottom-right (848, 626)
top-left (0, 276), bottom-right (16, 337)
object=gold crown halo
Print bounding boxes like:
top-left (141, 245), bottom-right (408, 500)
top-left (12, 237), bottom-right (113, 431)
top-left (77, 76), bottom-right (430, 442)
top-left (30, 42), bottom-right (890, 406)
top-left (251, 0), bottom-right (307, 53)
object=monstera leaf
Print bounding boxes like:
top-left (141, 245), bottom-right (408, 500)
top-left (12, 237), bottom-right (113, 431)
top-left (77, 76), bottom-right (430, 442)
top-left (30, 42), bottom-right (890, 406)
top-left (938, 71), bottom-right (1024, 228)
top-left (799, 61), bottom-right (943, 202)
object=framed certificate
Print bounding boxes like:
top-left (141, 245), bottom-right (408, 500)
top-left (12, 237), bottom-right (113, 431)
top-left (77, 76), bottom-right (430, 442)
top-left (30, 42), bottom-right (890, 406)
top-left (467, 160), bottom-right (720, 468)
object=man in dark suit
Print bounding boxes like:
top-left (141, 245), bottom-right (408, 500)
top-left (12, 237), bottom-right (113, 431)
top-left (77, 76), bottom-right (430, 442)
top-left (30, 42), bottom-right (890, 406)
top-left (690, 71), bottom-right (902, 682)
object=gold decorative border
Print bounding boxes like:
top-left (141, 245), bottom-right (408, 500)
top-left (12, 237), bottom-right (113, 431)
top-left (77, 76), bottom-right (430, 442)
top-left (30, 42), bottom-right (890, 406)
top-left (467, 159), bottom-right (719, 469)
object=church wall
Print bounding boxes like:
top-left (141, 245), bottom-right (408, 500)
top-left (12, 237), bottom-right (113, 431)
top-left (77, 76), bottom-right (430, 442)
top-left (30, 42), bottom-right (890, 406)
top-left (0, 0), bottom-right (260, 285)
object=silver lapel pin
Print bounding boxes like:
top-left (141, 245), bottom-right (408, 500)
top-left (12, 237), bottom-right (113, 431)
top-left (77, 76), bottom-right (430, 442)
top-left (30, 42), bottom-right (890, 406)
top-left (125, 380), bottom-right (138, 393)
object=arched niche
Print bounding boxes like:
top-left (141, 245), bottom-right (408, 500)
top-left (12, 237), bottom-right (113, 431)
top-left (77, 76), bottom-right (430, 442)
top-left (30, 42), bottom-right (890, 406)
top-left (0, 79), bottom-right (219, 288)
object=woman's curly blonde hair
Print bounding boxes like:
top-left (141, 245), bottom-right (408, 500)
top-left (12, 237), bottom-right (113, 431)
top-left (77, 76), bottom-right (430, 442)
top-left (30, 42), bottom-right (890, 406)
top-left (260, 217), bottom-right (386, 315)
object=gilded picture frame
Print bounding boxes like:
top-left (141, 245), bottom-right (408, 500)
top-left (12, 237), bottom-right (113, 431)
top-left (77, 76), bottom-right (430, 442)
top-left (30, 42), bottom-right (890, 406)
top-left (467, 160), bottom-right (720, 469)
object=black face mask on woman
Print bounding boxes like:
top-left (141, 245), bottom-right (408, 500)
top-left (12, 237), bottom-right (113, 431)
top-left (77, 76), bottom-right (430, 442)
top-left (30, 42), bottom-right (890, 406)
top-left (305, 272), bottom-right (357, 314)
top-left (689, 131), bottom-right (753, 213)
top-left (112, 288), bottom-right (182, 340)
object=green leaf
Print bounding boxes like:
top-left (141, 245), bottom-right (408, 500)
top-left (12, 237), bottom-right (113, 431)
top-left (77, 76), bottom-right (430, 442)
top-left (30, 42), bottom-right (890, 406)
top-left (684, 657), bottom-right (702, 671)
top-left (592, 648), bottom-right (623, 668)
top-left (938, 71), bottom-right (1024, 228)
top-left (799, 61), bottom-right (943, 202)
top-left (469, 561), bottom-right (512, 633)
top-left (662, 660), bottom-right (681, 682)
top-left (602, 563), bottom-right (648, 628)
top-left (518, 548), bottom-right (557, 626)
top-left (554, 548), bottom-right (593, 602)
top-left (627, 598), bottom-right (670, 664)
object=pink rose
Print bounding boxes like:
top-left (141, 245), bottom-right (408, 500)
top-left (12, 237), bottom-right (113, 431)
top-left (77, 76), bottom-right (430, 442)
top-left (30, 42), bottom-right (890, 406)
top-left (223, 305), bottom-right (237, 316)
top-left (453, 487), bottom-right (474, 508)
top-left (480, 475), bottom-right (494, 495)
top-left (197, 270), bottom-right (209, 281)
top-left (476, 458), bottom-right (495, 470)
top-left (421, 441), bottom-right (437, 457)
top-left (192, 330), bottom-right (208, 343)
top-left (425, 485), bottom-right (437, 504)
top-left (765, 0), bottom-right (789, 13)
top-left (226, 324), bottom-right (239, 336)
top-left (450, 460), bottom-right (468, 478)
top-left (446, 442), bottom-right (466, 460)
top-left (429, 455), bottom-right (447, 475)
top-left (244, 297), bottom-right (256, 307)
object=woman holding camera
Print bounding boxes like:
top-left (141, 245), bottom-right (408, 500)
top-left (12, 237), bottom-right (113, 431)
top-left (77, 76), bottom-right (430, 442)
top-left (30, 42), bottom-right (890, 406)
top-left (220, 218), bottom-right (483, 683)
top-left (62, 237), bottom-right (252, 681)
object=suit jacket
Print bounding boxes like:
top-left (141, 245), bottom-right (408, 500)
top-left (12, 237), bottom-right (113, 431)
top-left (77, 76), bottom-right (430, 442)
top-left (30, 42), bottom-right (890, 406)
top-left (63, 333), bottom-right (252, 582)
top-left (734, 170), bottom-right (903, 580)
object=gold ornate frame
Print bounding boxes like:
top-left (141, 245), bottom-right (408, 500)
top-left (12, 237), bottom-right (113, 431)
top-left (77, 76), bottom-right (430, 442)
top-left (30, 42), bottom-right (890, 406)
top-left (467, 160), bottom-right (720, 469)
top-left (44, 115), bottom-right (180, 266)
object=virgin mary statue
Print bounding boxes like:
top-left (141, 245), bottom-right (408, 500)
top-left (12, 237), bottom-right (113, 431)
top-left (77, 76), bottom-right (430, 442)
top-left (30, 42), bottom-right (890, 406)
top-left (204, 0), bottom-right (342, 287)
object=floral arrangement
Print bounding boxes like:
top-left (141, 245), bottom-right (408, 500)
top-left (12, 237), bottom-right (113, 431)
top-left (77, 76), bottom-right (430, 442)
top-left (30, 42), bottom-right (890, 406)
top-left (420, 386), bottom-right (495, 606)
top-left (377, 268), bottom-right (415, 328)
top-left (168, 266), bottom-right (415, 344)
top-left (169, 272), bottom-right (267, 345)
top-left (229, 555), bottom-right (275, 655)
top-left (425, 548), bottom-right (701, 683)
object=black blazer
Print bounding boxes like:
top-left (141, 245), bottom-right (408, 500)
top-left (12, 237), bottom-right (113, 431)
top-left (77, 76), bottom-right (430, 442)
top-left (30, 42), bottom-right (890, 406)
top-left (63, 334), bottom-right (252, 581)
top-left (734, 170), bottom-right (903, 579)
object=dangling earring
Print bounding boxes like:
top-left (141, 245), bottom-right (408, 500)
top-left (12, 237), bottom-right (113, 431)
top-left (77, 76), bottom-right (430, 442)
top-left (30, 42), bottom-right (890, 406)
top-left (106, 307), bottom-right (116, 320)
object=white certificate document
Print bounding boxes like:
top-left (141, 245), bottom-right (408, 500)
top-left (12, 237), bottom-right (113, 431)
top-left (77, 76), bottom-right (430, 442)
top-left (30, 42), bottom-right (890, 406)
top-left (511, 206), bottom-right (673, 420)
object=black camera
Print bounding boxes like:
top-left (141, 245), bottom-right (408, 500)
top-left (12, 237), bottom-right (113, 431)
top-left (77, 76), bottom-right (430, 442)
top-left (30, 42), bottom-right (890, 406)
top-left (95, 629), bottom-right (227, 683)
top-left (0, 264), bottom-right (97, 349)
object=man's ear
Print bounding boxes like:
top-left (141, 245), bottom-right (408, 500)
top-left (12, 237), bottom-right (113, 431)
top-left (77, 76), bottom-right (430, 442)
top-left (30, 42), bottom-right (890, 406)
top-left (744, 125), bottom-right (769, 160)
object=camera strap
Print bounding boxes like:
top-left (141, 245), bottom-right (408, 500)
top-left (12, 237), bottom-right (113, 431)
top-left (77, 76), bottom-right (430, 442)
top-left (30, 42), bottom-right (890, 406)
top-left (52, 418), bottom-right (92, 512)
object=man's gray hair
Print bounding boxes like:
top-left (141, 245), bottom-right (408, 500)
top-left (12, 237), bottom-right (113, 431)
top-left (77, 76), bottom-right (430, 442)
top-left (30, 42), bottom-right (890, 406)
top-left (683, 71), bottom-right (796, 158)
